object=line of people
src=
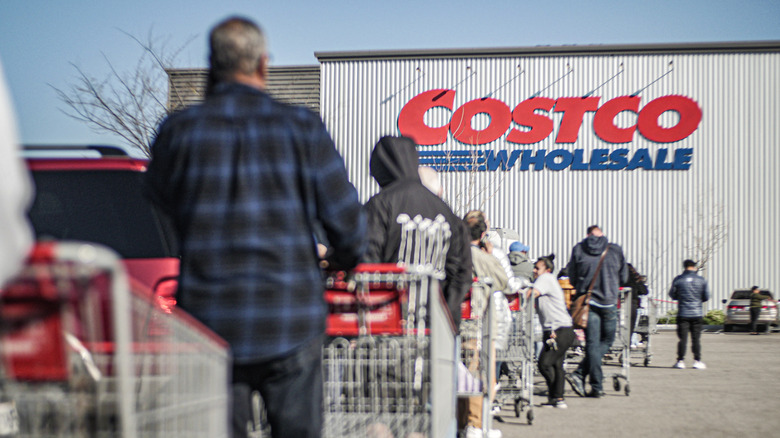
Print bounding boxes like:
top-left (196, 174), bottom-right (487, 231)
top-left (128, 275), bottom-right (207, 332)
top-left (138, 14), bottom-right (693, 438)
top-left (0, 13), bottom-right (751, 438)
top-left (137, 15), bottom-right (633, 436)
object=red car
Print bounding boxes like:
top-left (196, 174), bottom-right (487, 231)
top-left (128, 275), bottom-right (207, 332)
top-left (24, 145), bottom-right (179, 304)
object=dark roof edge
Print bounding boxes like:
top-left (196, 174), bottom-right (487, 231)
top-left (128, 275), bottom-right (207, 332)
top-left (165, 65), bottom-right (319, 74)
top-left (315, 41), bottom-right (780, 62)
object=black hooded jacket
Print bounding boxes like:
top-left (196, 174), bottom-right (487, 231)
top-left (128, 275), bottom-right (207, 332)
top-left (565, 235), bottom-right (628, 306)
top-left (364, 136), bottom-right (472, 327)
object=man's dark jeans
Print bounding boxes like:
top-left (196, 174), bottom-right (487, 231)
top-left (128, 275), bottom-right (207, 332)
top-left (676, 317), bottom-right (703, 361)
top-left (573, 304), bottom-right (617, 392)
top-left (232, 335), bottom-right (324, 438)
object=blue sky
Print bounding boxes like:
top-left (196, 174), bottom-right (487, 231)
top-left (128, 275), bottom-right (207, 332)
top-left (1, 0), bottom-right (778, 148)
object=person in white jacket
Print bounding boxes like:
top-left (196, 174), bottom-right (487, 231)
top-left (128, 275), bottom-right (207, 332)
top-left (0, 59), bottom-right (34, 286)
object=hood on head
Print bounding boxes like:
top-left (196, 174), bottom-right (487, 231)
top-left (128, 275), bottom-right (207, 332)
top-left (509, 251), bottom-right (530, 264)
top-left (583, 234), bottom-right (608, 256)
top-left (370, 136), bottom-right (420, 188)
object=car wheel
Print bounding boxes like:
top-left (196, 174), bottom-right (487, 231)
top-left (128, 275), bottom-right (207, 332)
top-left (723, 324), bottom-right (733, 332)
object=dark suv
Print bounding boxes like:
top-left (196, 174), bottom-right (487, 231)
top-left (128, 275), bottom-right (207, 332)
top-left (24, 145), bottom-right (179, 301)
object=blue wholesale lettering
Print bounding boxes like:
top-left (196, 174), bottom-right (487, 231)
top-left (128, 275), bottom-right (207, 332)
top-left (419, 148), bottom-right (694, 171)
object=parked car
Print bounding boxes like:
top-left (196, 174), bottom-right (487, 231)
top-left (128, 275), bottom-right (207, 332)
top-left (23, 145), bottom-right (179, 304)
top-left (722, 289), bottom-right (778, 332)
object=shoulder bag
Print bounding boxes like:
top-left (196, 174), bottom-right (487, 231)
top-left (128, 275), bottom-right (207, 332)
top-left (570, 247), bottom-right (609, 329)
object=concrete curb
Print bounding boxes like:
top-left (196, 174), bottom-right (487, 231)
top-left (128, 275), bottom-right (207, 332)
top-left (655, 324), bottom-right (723, 331)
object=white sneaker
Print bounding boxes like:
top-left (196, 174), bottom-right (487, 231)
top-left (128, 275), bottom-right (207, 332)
top-left (693, 360), bottom-right (707, 369)
top-left (487, 430), bottom-right (502, 438)
top-left (464, 426), bottom-right (502, 438)
top-left (464, 426), bottom-right (482, 438)
top-left (673, 360), bottom-right (685, 369)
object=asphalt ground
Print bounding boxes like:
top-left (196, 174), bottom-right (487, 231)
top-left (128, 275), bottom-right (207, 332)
top-left (490, 328), bottom-right (780, 438)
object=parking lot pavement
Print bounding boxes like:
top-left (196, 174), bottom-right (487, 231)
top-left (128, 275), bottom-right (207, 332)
top-left (492, 329), bottom-right (780, 438)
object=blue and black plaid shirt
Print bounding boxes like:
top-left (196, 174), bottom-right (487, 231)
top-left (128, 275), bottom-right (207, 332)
top-left (145, 82), bottom-right (365, 362)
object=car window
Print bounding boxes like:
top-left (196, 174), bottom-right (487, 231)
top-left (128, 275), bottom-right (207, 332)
top-left (29, 169), bottom-right (178, 259)
top-left (731, 291), bottom-right (753, 299)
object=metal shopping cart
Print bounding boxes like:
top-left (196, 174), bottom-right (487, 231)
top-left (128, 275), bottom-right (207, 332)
top-left (631, 296), bottom-right (658, 367)
top-left (494, 294), bottom-right (535, 424)
top-left (604, 287), bottom-right (632, 396)
top-left (459, 278), bottom-right (505, 434)
top-left (322, 214), bottom-right (458, 438)
top-left (0, 241), bottom-right (231, 437)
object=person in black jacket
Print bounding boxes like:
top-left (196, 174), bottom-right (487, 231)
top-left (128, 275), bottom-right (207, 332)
top-left (363, 136), bottom-right (472, 329)
top-left (669, 260), bottom-right (710, 369)
top-left (565, 225), bottom-right (628, 398)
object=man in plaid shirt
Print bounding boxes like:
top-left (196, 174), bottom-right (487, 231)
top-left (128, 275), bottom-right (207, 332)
top-left (144, 16), bottom-right (365, 438)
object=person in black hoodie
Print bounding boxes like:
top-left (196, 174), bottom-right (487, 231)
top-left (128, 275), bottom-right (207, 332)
top-left (564, 225), bottom-right (628, 398)
top-left (364, 135), bottom-right (472, 329)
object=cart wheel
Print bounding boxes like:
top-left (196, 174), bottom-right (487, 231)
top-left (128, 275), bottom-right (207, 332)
top-left (625, 384), bottom-right (631, 396)
top-left (527, 409), bottom-right (534, 425)
top-left (613, 378), bottom-right (621, 392)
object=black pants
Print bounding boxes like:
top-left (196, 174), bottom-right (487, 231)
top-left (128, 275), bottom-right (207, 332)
top-left (232, 335), bottom-right (324, 438)
top-left (750, 307), bottom-right (762, 333)
top-left (538, 326), bottom-right (575, 400)
top-left (676, 317), bottom-right (703, 361)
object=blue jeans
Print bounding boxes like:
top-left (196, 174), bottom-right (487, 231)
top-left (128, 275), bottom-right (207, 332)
top-left (573, 305), bottom-right (617, 393)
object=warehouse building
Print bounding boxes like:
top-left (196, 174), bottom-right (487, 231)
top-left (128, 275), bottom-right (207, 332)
top-left (169, 41), bottom-right (780, 313)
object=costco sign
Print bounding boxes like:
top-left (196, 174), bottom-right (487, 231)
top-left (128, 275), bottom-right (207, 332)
top-left (397, 89), bottom-right (703, 171)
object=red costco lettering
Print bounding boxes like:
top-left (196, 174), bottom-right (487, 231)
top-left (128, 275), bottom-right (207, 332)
top-left (553, 97), bottom-right (600, 143)
top-left (593, 96), bottom-right (641, 143)
top-left (451, 98), bottom-right (511, 145)
top-left (507, 98), bottom-right (555, 144)
top-left (397, 90), bottom-right (702, 145)
top-left (637, 95), bottom-right (703, 143)
top-left (397, 89), bottom-right (456, 145)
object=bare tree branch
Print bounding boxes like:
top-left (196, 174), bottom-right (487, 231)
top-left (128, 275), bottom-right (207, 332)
top-left (681, 189), bottom-right (729, 274)
top-left (50, 28), bottom-right (194, 158)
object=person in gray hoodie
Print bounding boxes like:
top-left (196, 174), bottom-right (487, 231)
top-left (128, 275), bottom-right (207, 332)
top-left (669, 259), bottom-right (710, 369)
top-left (564, 225), bottom-right (628, 398)
top-left (508, 241), bottom-right (533, 283)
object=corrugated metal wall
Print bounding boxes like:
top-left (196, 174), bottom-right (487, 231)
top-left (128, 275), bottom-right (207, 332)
top-left (320, 47), bottom-right (780, 315)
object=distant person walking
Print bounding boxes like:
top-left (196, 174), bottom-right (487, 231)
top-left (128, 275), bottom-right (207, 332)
top-left (144, 16), bottom-right (365, 437)
top-left (565, 225), bottom-right (627, 398)
top-left (749, 286), bottom-right (776, 335)
top-left (669, 260), bottom-right (710, 369)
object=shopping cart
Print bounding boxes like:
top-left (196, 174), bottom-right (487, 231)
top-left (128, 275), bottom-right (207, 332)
top-left (458, 278), bottom-right (504, 434)
top-left (632, 296), bottom-right (658, 367)
top-left (494, 294), bottom-right (535, 424)
top-left (0, 241), bottom-right (231, 437)
top-left (322, 214), bottom-right (458, 438)
top-left (604, 287), bottom-right (632, 396)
